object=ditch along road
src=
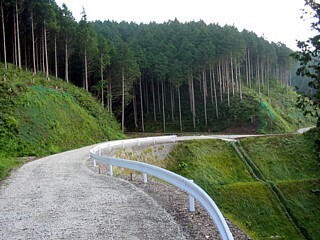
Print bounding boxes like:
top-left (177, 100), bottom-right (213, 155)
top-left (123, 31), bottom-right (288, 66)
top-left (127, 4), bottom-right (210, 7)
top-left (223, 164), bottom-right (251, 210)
top-left (0, 131), bottom-right (309, 240)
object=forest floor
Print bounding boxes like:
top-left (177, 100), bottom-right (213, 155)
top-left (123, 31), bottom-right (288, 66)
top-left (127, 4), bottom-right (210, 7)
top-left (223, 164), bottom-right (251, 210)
top-left (217, 124), bottom-right (257, 134)
top-left (126, 123), bottom-right (258, 138)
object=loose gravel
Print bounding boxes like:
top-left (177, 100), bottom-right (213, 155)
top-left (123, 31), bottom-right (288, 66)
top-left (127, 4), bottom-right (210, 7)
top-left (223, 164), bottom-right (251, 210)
top-left (0, 141), bottom-right (252, 240)
top-left (89, 143), bottom-right (251, 240)
top-left (0, 145), bottom-right (186, 240)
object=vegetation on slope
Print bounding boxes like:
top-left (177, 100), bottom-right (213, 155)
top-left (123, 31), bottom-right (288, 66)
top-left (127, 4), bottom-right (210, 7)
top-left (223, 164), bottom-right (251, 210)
top-left (140, 84), bottom-right (315, 133)
top-left (0, 63), bottom-right (123, 179)
top-left (0, 0), bottom-right (304, 133)
top-left (166, 133), bottom-right (320, 239)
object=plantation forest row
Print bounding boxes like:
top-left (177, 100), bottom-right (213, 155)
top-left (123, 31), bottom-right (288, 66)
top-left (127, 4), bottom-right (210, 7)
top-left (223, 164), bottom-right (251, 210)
top-left (1, 0), bottom-right (295, 132)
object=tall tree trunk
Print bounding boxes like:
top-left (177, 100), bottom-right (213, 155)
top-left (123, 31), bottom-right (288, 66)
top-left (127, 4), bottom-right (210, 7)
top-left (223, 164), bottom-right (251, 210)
top-left (267, 60), bottom-right (271, 97)
top-left (44, 22), bottom-right (49, 79)
top-left (84, 47), bottom-right (88, 90)
top-left (1, 1), bottom-right (7, 69)
top-left (42, 28), bottom-right (45, 73)
top-left (238, 57), bottom-right (243, 100)
top-left (31, 11), bottom-right (36, 74)
top-left (203, 69), bottom-right (208, 127)
top-left (121, 67), bottom-right (125, 133)
top-left (35, 38), bottom-right (39, 72)
top-left (108, 71), bottom-right (112, 113)
top-left (177, 85), bottom-right (182, 132)
top-left (248, 49), bottom-right (252, 88)
top-left (230, 56), bottom-right (235, 96)
top-left (24, 38), bottom-right (27, 70)
top-left (152, 78), bottom-right (157, 122)
top-left (235, 58), bottom-right (239, 92)
top-left (54, 33), bottom-right (58, 78)
top-left (144, 79), bottom-right (149, 114)
top-left (65, 42), bottom-right (69, 82)
top-left (157, 80), bottom-right (161, 112)
top-left (226, 61), bottom-right (230, 107)
top-left (15, 1), bottom-right (21, 69)
top-left (100, 54), bottom-right (104, 107)
top-left (245, 49), bottom-right (249, 86)
top-left (210, 65), bottom-right (214, 105)
top-left (139, 76), bottom-right (145, 132)
top-left (133, 85), bottom-right (138, 130)
top-left (161, 80), bottom-right (166, 132)
top-left (218, 62), bottom-right (223, 103)
top-left (189, 71), bottom-right (196, 129)
top-left (211, 65), bottom-right (219, 119)
top-left (257, 56), bottom-right (260, 93)
top-left (170, 83), bottom-right (175, 121)
top-left (13, 12), bottom-right (17, 66)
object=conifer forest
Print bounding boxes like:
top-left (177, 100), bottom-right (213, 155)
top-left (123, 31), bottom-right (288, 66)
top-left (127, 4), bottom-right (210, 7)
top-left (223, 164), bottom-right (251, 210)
top-left (0, 0), bottom-right (294, 132)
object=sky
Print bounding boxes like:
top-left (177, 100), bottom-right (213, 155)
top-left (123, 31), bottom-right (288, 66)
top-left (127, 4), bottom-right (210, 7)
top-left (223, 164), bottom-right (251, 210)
top-left (55, 0), bottom-right (317, 50)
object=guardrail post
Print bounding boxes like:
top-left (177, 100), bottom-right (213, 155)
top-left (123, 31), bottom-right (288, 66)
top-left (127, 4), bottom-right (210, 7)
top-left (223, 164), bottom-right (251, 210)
top-left (189, 180), bottom-right (195, 212)
top-left (109, 165), bottom-right (113, 176)
top-left (122, 141), bottom-right (125, 148)
top-left (142, 173), bottom-right (148, 183)
top-left (89, 135), bottom-right (234, 240)
top-left (93, 159), bottom-right (96, 168)
top-left (137, 139), bottom-right (141, 146)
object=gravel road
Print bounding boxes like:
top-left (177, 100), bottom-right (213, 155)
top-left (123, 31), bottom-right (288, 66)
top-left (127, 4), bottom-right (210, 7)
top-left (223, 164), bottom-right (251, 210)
top-left (0, 145), bottom-right (186, 240)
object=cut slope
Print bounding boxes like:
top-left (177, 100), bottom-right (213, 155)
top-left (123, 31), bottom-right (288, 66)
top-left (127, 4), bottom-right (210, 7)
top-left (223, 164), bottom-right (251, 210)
top-left (166, 134), bottom-right (319, 239)
top-left (0, 63), bottom-right (123, 178)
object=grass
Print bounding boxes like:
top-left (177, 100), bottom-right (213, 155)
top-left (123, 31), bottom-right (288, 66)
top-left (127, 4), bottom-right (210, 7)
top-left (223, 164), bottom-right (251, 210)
top-left (0, 63), bottom-right (123, 179)
top-left (167, 140), bottom-right (254, 187)
top-left (278, 179), bottom-right (320, 238)
top-left (166, 134), bottom-right (320, 239)
top-left (0, 154), bottom-right (21, 180)
top-left (240, 135), bottom-right (320, 181)
top-left (215, 182), bottom-right (304, 239)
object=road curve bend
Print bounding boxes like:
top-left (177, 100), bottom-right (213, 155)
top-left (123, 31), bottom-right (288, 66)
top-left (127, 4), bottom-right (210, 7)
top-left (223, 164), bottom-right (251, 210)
top-left (0, 145), bottom-right (186, 240)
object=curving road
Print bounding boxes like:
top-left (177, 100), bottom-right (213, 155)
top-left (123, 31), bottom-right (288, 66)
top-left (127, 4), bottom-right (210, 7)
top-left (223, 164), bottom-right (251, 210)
top-left (0, 145), bottom-right (185, 240)
top-left (0, 130), bottom-right (311, 239)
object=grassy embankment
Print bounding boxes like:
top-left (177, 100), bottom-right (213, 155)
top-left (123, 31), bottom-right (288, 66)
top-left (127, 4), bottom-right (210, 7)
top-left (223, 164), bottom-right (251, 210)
top-left (166, 132), bottom-right (320, 239)
top-left (0, 63), bottom-right (123, 180)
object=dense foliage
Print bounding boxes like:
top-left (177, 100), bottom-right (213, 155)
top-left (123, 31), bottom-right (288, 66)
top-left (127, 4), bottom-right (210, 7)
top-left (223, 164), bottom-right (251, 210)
top-left (292, 0), bottom-right (320, 158)
top-left (0, 0), bottom-right (303, 133)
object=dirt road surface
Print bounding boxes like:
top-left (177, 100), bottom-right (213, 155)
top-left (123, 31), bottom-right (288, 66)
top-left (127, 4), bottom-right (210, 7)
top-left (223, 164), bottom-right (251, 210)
top-left (0, 145), bottom-right (186, 240)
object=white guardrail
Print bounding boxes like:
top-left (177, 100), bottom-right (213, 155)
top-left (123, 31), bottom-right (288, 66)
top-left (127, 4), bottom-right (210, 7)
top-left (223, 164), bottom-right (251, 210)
top-left (89, 135), bottom-right (234, 240)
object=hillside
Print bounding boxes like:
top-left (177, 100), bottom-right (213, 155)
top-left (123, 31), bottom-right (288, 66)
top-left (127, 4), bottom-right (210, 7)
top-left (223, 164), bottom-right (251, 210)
top-left (139, 83), bottom-right (315, 133)
top-left (166, 132), bottom-right (320, 239)
top-left (0, 1), bottom-right (305, 133)
top-left (0, 63), bottom-right (123, 179)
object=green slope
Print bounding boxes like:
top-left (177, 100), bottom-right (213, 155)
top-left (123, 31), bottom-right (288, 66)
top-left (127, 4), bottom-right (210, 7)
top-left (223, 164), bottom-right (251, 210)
top-left (142, 84), bottom-right (315, 133)
top-left (166, 133), bottom-right (320, 239)
top-left (0, 63), bottom-right (123, 179)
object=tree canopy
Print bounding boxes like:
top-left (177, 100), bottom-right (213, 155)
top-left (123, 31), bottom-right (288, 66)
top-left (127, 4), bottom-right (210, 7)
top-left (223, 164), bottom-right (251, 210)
top-left (0, 0), bottom-right (295, 132)
top-left (292, 0), bottom-right (320, 158)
